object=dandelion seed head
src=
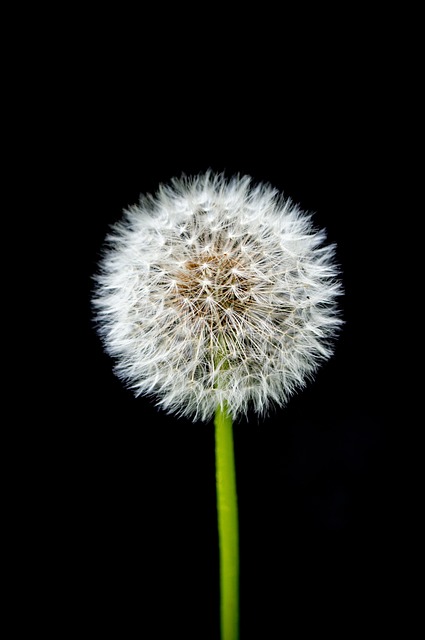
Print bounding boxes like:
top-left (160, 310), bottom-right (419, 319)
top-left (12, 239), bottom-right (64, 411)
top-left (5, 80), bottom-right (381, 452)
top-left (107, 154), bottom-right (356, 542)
top-left (93, 172), bottom-right (343, 422)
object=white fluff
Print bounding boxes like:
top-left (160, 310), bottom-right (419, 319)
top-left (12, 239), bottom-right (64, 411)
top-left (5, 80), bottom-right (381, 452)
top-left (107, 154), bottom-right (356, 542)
top-left (93, 172), bottom-right (343, 421)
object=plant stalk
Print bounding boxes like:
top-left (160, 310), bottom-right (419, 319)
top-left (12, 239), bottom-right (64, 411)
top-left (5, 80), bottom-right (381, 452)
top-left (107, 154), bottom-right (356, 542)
top-left (215, 402), bottom-right (239, 640)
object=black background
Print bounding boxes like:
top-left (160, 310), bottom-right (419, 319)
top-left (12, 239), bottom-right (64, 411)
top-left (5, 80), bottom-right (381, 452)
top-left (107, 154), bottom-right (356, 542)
top-left (26, 11), bottom-right (417, 638)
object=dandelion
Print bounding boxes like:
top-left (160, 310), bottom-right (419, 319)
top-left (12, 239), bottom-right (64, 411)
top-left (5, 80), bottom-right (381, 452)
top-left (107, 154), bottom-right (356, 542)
top-left (93, 172), bottom-right (343, 422)
top-left (92, 172), bottom-right (343, 640)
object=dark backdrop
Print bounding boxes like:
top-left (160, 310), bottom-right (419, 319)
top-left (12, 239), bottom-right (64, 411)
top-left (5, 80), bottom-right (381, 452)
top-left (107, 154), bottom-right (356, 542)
top-left (33, 17), bottom-right (414, 638)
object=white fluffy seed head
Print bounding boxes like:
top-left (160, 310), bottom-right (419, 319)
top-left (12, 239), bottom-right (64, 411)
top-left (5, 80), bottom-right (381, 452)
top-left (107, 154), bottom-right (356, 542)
top-left (93, 172), bottom-right (343, 422)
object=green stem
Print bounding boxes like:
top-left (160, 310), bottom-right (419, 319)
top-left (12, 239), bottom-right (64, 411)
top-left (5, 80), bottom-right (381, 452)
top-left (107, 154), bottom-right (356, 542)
top-left (215, 403), bottom-right (239, 640)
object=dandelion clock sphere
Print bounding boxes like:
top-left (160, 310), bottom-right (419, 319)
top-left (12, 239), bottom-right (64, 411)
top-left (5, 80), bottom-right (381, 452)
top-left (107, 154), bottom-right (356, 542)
top-left (93, 172), bottom-right (343, 422)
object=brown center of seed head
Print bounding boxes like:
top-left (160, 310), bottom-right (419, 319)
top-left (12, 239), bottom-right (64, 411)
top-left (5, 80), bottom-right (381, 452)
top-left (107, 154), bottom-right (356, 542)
top-left (175, 253), bottom-right (252, 320)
